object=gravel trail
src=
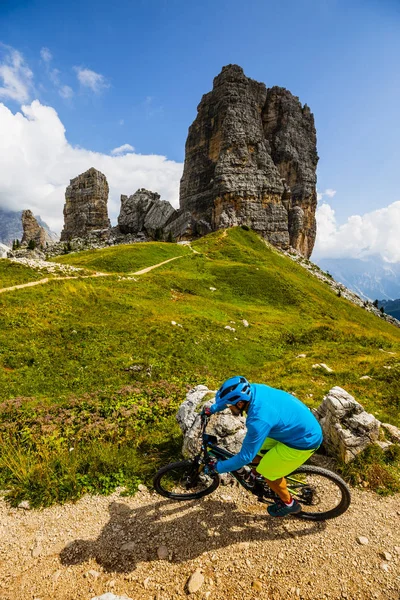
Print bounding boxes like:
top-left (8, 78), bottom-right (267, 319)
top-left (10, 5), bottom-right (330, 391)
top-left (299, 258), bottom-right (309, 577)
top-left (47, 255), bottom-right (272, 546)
top-left (0, 484), bottom-right (399, 600)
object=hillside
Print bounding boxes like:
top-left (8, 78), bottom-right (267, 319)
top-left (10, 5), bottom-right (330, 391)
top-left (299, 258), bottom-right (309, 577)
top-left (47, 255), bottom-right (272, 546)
top-left (0, 227), bottom-right (399, 507)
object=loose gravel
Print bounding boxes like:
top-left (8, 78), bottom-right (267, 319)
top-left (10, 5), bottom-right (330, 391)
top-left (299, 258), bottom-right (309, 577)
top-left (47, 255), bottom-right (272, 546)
top-left (0, 484), bottom-right (399, 600)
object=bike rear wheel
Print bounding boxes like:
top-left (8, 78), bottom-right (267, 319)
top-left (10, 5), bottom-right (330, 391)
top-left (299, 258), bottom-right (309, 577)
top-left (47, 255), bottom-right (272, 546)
top-left (153, 460), bottom-right (220, 500)
top-left (285, 464), bottom-right (351, 521)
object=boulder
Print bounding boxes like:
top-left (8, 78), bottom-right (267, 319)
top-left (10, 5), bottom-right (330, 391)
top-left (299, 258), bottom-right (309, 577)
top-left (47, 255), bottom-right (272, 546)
top-left (313, 386), bottom-right (381, 462)
top-left (117, 188), bottom-right (177, 238)
top-left (179, 64), bottom-right (318, 257)
top-left (176, 385), bottom-right (246, 458)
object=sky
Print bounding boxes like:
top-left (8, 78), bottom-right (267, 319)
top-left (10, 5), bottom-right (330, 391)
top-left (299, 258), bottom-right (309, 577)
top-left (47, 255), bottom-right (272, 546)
top-left (0, 0), bottom-right (400, 262)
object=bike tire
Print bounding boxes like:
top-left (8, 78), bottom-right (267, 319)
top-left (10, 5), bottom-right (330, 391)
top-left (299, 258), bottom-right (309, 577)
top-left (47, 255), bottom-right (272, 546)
top-left (153, 460), bottom-right (220, 500)
top-left (286, 464), bottom-right (351, 521)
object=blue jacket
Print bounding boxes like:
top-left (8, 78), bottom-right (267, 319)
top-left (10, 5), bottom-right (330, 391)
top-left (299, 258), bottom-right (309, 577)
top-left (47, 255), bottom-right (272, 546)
top-left (210, 383), bottom-right (323, 474)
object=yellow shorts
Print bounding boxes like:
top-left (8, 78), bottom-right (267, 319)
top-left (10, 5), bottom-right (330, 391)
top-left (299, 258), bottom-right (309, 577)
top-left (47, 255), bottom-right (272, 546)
top-left (255, 437), bottom-right (317, 481)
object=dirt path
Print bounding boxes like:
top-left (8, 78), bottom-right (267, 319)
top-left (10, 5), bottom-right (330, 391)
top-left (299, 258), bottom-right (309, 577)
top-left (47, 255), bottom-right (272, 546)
top-left (131, 255), bottom-right (184, 275)
top-left (0, 484), bottom-right (399, 600)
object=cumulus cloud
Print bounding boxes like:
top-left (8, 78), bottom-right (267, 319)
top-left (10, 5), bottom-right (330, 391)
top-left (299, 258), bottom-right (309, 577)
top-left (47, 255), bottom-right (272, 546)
top-left (0, 44), bottom-right (33, 103)
top-left (111, 144), bottom-right (135, 155)
top-left (0, 100), bottom-right (183, 232)
top-left (313, 201), bottom-right (400, 262)
top-left (74, 67), bottom-right (109, 93)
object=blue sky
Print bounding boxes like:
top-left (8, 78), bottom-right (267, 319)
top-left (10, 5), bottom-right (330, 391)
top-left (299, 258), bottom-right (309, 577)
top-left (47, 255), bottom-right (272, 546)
top-left (1, 0), bottom-right (400, 260)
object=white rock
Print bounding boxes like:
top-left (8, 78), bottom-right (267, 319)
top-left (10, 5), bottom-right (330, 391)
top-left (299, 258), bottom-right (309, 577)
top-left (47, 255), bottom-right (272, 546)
top-left (381, 551), bottom-right (392, 561)
top-left (312, 363), bottom-right (333, 373)
top-left (224, 325), bottom-right (235, 331)
top-left (171, 321), bottom-right (177, 326)
top-left (31, 544), bottom-right (42, 558)
top-left (187, 568), bottom-right (204, 594)
top-left (209, 287), bottom-right (217, 291)
top-left (17, 500), bottom-right (30, 510)
top-left (86, 569), bottom-right (101, 579)
top-left (242, 319), bottom-right (249, 327)
top-left (357, 536), bottom-right (369, 545)
top-left (138, 484), bottom-right (147, 492)
top-left (91, 595), bottom-right (133, 600)
top-left (360, 375), bottom-right (372, 380)
top-left (157, 545), bottom-right (169, 560)
top-left (296, 354), bottom-right (306, 358)
top-left (380, 563), bottom-right (390, 572)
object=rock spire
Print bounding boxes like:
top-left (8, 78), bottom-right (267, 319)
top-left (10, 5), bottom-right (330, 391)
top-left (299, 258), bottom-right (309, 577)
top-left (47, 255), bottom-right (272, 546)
top-left (21, 210), bottom-right (49, 247)
top-left (179, 64), bottom-right (318, 257)
top-left (60, 168), bottom-right (111, 241)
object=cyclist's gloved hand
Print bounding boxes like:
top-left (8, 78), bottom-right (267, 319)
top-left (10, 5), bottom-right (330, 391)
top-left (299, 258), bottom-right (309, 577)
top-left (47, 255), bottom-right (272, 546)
top-left (203, 459), bottom-right (217, 475)
top-left (201, 406), bottom-right (212, 417)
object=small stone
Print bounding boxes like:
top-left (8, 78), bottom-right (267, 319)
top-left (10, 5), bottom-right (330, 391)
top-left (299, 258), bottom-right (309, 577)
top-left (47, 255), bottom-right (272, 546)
top-left (17, 500), bottom-right (30, 510)
top-left (360, 375), bottom-right (372, 380)
top-left (157, 545), bottom-right (169, 560)
top-left (204, 592), bottom-right (211, 600)
top-left (91, 595), bottom-right (133, 600)
top-left (210, 287), bottom-right (217, 291)
top-left (52, 570), bottom-right (62, 582)
top-left (242, 319), bottom-right (249, 327)
top-left (120, 541), bottom-right (136, 551)
top-left (380, 551), bottom-right (392, 561)
top-left (224, 325), bottom-right (235, 331)
top-left (296, 354), bottom-right (306, 358)
top-left (31, 544), bottom-right (42, 558)
top-left (107, 580), bottom-right (116, 588)
top-left (220, 494), bottom-right (233, 501)
top-left (380, 563), bottom-right (390, 572)
top-left (357, 536), bottom-right (369, 545)
top-left (252, 581), bottom-right (262, 592)
top-left (187, 568), bottom-right (204, 594)
top-left (143, 577), bottom-right (151, 589)
top-left (312, 363), bottom-right (333, 373)
top-left (138, 484), bottom-right (147, 492)
top-left (171, 321), bottom-right (177, 326)
top-left (86, 569), bottom-right (101, 579)
top-left (394, 546), bottom-right (400, 555)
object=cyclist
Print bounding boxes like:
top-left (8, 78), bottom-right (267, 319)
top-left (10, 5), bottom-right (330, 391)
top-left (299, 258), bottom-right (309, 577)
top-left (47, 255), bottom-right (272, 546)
top-left (202, 376), bottom-right (323, 517)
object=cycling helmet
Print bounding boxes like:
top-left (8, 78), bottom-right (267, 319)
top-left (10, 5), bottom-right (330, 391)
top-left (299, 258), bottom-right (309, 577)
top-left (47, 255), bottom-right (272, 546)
top-left (215, 376), bottom-right (252, 407)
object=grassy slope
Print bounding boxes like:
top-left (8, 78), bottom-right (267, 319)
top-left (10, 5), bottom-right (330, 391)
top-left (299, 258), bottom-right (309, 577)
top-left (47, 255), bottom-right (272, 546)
top-left (0, 260), bottom-right (48, 288)
top-left (0, 228), bottom-right (399, 505)
top-left (51, 241), bottom-right (190, 273)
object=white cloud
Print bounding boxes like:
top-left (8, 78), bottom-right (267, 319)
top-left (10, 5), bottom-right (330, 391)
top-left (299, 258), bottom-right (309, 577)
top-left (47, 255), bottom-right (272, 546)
top-left (111, 144), bottom-right (135, 155)
top-left (0, 44), bottom-right (33, 103)
top-left (317, 188), bottom-right (337, 202)
top-left (313, 201), bottom-right (400, 262)
top-left (40, 47), bottom-right (52, 63)
top-left (74, 67), bottom-right (109, 93)
top-left (0, 100), bottom-right (183, 232)
top-left (59, 85), bottom-right (73, 100)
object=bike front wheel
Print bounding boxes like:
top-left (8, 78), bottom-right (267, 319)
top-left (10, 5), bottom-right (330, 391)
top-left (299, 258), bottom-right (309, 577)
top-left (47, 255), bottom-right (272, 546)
top-left (153, 460), bottom-right (220, 500)
top-left (286, 465), bottom-right (351, 521)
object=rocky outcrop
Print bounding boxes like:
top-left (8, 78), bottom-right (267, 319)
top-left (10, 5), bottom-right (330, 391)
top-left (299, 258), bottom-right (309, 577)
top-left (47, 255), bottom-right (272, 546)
top-left (118, 189), bottom-right (177, 237)
top-left (179, 64), bottom-right (318, 257)
top-left (60, 168), bottom-right (111, 241)
top-left (313, 387), bottom-right (381, 463)
top-left (21, 210), bottom-right (49, 247)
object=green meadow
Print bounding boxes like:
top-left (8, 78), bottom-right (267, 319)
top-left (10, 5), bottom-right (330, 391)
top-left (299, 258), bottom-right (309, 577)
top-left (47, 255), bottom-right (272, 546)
top-left (1, 228), bottom-right (399, 506)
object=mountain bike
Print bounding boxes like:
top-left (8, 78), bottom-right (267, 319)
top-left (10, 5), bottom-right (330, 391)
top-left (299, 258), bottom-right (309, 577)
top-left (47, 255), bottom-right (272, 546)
top-left (153, 415), bottom-right (351, 521)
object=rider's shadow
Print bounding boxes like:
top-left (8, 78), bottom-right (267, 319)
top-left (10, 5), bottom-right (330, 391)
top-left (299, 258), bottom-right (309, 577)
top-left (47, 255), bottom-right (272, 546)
top-left (59, 495), bottom-right (326, 573)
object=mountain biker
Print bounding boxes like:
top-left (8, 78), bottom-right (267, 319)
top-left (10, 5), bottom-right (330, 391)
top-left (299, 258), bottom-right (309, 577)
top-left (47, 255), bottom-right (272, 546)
top-left (202, 376), bottom-right (323, 517)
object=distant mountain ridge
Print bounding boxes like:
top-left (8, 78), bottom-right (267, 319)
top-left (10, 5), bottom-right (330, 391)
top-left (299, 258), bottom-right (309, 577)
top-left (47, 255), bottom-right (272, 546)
top-left (316, 255), bottom-right (400, 301)
top-left (0, 208), bottom-right (58, 246)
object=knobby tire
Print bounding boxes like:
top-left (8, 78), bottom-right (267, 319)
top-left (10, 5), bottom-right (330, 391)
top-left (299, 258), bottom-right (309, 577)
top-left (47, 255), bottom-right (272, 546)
top-left (153, 460), bottom-right (220, 500)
